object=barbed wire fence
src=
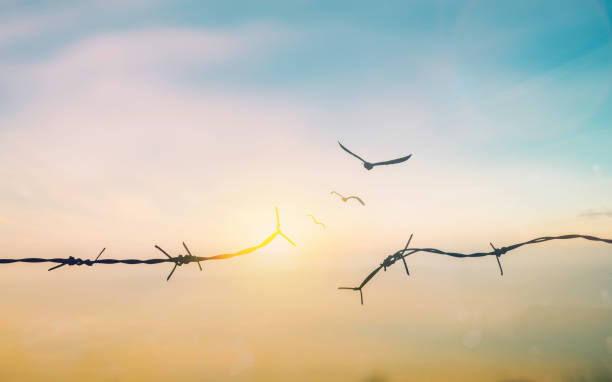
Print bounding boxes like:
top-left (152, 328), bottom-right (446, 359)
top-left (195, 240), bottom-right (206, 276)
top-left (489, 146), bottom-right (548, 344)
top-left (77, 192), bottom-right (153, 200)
top-left (0, 208), bottom-right (295, 281)
top-left (339, 234), bottom-right (612, 305)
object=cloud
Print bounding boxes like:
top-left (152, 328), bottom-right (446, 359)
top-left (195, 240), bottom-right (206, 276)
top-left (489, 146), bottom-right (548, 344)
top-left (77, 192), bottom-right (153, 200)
top-left (362, 372), bottom-right (389, 382)
top-left (0, 22), bottom-right (312, 251)
top-left (0, 23), bottom-right (287, 101)
top-left (0, 1), bottom-right (175, 49)
top-left (89, 0), bottom-right (168, 9)
top-left (0, 9), bottom-right (75, 47)
top-left (227, 337), bottom-right (254, 376)
top-left (562, 364), bottom-right (612, 382)
top-left (463, 328), bottom-right (483, 349)
top-left (580, 210), bottom-right (612, 218)
top-left (593, 163), bottom-right (602, 177)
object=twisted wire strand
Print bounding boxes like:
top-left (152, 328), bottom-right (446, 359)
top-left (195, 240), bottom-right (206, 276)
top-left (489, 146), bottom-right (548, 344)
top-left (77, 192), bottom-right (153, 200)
top-left (0, 208), bottom-right (295, 281)
top-left (339, 234), bottom-right (612, 305)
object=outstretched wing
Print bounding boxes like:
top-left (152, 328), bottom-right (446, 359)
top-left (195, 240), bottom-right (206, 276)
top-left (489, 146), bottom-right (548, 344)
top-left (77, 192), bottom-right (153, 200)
top-left (372, 154), bottom-right (412, 167)
top-left (338, 141), bottom-right (367, 163)
top-left (347, 196), bottom-right (365, 206)
top-left (307, 214), bottom-right (326, 229)
top-left (330, 191), bottom-right (345, 199)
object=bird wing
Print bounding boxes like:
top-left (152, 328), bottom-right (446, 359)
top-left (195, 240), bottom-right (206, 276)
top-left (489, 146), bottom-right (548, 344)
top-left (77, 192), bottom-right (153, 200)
top-left (330, 191), bottom-right (345, 199)
top-left (307, 214), bottom-right (326, 229)
top-left (372, 154), bottom-right (412, 167)
top-left (347, 196), bottom-right (365, 206)
top-left (338, 141), bottom-right (367, 163)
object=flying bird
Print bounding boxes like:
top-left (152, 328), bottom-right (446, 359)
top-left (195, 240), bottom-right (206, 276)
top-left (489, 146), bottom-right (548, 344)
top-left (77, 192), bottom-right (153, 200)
top-left (338, 141), bottom-right (412, 170)
top-left (306, 214), bottom-right (326, 229)
top-left (331, 191), bottom-right (365, 206)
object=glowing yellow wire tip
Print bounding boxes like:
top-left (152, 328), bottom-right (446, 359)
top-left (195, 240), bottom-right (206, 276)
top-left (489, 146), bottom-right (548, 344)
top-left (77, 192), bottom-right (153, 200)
top-left (275, 207), bottom-right (280, 231)
top-left (204, 207), bottom-right (295, 260)
top-left (275, 207), bottom-right (296, 246)
top-left (279, 232), bottom-right (296, 246)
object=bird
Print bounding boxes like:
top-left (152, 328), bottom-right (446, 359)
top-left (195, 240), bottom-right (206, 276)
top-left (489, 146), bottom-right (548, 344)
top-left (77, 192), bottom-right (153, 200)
top-left (306, 214), bottom-right (326, 229)
top-left (331, 191), bottom-right (365, 206)
top-left (338, 141), bottom-right (412, 170)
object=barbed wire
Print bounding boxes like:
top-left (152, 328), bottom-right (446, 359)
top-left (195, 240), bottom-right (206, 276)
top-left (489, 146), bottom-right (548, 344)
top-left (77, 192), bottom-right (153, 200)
top-left (0, 208), bottom-right (295, 281)
top-left (339, 234), bottom-right (612, 305)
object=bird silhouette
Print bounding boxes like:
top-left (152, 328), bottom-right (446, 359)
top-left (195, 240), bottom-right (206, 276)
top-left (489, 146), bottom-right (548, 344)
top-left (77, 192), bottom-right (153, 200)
top-left (338, 141), bottom-right (412, 170)
top-left (306, 214), bottom-right (326, 229)
top-left (331, 191), bottom-right (365, 206)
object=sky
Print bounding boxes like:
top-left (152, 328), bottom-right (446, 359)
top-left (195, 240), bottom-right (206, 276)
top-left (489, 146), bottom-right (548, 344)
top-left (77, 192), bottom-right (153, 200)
top-left (1, 1), bottom-right (612, 381)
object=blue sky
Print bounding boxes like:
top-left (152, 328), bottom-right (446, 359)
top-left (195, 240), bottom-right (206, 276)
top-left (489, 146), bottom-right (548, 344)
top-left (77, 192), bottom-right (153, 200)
top-left (3, 1), bottom-right (611, 158)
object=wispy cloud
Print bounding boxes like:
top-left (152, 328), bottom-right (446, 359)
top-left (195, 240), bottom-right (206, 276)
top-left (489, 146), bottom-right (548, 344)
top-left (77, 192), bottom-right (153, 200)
top-left (0, 9), bottom-right (75, 47)
top-left (1, 24), bottom-right (286, 100)
top-left (580, 209), bottom-right (612, 218)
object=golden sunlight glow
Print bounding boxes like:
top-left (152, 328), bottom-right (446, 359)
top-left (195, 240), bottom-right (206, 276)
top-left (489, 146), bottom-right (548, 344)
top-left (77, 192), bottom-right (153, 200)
top-left (204, 207), bottom-right (295, 261)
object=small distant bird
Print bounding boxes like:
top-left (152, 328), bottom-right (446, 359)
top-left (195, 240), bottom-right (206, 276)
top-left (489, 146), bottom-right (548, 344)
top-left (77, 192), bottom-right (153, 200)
top-left (331, 191), bottom-right (365, 206)
top-left (338, 141), bottom-right (412, 170)
top-left (306, 214), bottom-right (326, 229)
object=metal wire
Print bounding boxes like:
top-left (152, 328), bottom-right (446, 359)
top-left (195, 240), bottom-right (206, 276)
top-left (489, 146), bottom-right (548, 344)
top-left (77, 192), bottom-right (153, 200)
top-left (0, 208), bottom-right (294, 281)
top-left (339, 234), bottom-right (612, 305)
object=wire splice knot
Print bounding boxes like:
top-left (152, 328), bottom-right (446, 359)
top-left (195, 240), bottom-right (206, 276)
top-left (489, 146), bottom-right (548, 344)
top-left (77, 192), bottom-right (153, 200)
top-left (155, 243), bottom-right (203, 281)
top-left (48, 248), bottom-right (106, 271)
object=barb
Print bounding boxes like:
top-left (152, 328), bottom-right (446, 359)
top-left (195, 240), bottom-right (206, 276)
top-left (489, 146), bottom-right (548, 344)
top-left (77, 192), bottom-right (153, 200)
top-left (339, 234), bottom-right (612, 305)
top-left (490, 242), bottom-right (503, 276)
top-left (0, 208), bottom-right (295, 281)
top-left (47, 248), bottom-right (106, 271)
